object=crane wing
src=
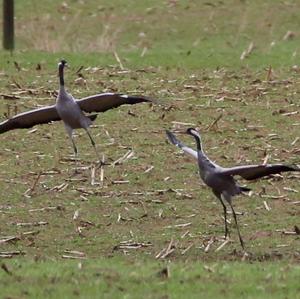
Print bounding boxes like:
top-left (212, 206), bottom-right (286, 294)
top-left (0, 105), bottom-right (60, 134)
top-left (77, 93), bottom-right (151, 113)
top-left (166, 130), bottom-right (198, 159)
top-left (220, 164), bottom-right (299, 180)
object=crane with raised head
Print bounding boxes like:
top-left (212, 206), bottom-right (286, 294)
top-left (166, 128), bottom-right (299, 249)
top-left (0, 60), bottom-right (152, 160)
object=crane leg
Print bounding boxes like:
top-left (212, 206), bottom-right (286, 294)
top-left (65, 125), bottom-right (78, 158)
top-left (228, 201), bottom-right (245, 250)
top-left (65, 126), bottom-right (80, 173)
top-left (218, 197), bottom-right (229, 239)
top-left (85, 129), bottom-right (101, 163)
top-left (71, 135), bottom-right (78, 157)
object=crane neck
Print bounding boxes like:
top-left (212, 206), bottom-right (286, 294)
top-left (59, 84), bottom-right (66, 95)
top-left (194, 135), bottom-right (202, 152)
top-left (59, 64), bottom-right (65, 87)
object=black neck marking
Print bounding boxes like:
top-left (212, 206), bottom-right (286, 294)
top-left (59, 63), bottom-right (65, 86)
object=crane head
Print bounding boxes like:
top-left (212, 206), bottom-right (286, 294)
top-left (186, 128), bottom-right (201, 139)
top-left (58, 59), bottom-right (68, 68)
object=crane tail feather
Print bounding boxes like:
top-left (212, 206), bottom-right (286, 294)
top-left (240, 186), bottom-right (251, 193)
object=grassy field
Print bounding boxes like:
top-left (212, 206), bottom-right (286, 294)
top-left (0, 1), bottom-right (300, 298)
top-left (1, 259), bottom-right (300, 298)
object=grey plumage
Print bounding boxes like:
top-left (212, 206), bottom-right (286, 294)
top-left (0, 60), bottom-right (152, 158)
top-left (0, 94), bottom-right (148, 134)
top-left (56, 59), bottom-right (97, 156)
top-left (166, 128), bottom-right (299, 249)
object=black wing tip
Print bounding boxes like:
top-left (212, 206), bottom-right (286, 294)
top-left (166, 130), bottom-right (180, 146)
top-left (119, 94), bottom-right (157, 104)
top-left (0, 119), bottom-right (35, 133)
top-left (284, 165), bottom-right (300, 171)
top-left (246, 164), bottom-right (300, 180)
top-left (0, 119), bottom-right (18, 134)
top-left (270, 164), bottom-right (300, 173)
top-left (126, 95), bottom-right (154, 103)
top-left (0, 121), bottom-right (7, 134)
top-left (165, 129), bottom-right (173, 141)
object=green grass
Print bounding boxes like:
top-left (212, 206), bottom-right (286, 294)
top-left (1, 259), bottom-right (300, 299)
top-left (0, 0), bottom-right (299, 69)
top-left (0, 0), bottom-right (300, 298)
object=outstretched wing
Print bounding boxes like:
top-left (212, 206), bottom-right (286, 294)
top-left (77, 93), bottom-right (152, 113)
top-left (220, 164), bottom-right (299, 180)
top-left (166, 130), bottom-right (198, 159)
top-left (0, 105), bottom-right (60, 134)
